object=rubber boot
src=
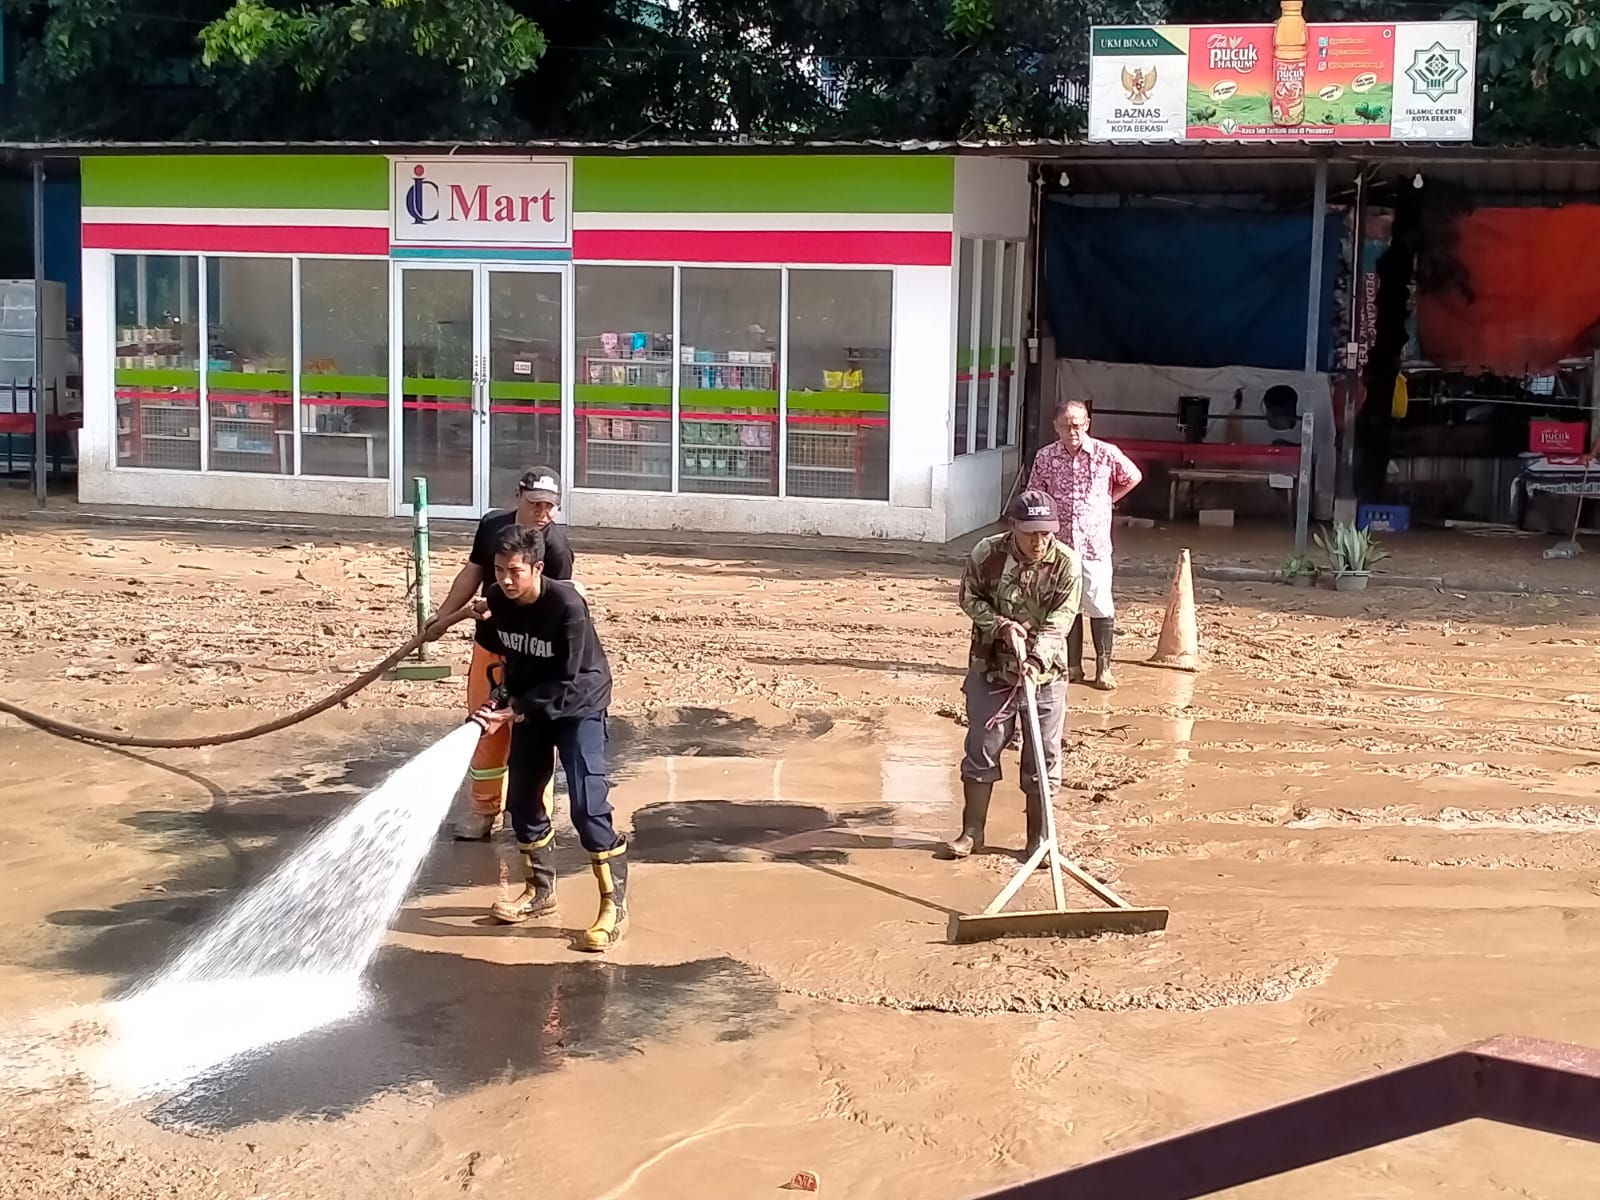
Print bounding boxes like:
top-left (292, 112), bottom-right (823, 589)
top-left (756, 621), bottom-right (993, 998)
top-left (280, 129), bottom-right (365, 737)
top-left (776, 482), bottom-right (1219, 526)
top-left (580, 840), bottom-right (629, 953)
top-left (1090, 617), bottom-right (1118, 691)
top-left (489, 836), bottom-right (558, 924)
top-left (1067, 616), bottom-right (1086, 685)
top-left (945, 781), bottom-right (993, 859)
top-left (1023, 791), bottom-right (1047, 868)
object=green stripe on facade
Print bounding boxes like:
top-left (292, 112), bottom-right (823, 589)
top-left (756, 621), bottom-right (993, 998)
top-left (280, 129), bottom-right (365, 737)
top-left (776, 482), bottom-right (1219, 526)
top-left (574, 156), bottom-right (954, 214)
top-left (115, 368), bottom-right (198, 387)
top-left (488, 381), bottom-right (561, 402)
top-left (302, 375), bottom-right (389, 396)
top-left (402, 377), bottom-right (471, 398)
top-left (206, 372), bottom-right (292, 392)
top-left (83, 155), bottom-right (388, 210)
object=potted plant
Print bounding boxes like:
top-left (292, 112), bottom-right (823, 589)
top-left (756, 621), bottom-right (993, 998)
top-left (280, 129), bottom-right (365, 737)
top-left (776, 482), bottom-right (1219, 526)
top-left (1314, 522), bottom-right (1389, 592)
top-left (1280, 554), bottom-right (1318, 588)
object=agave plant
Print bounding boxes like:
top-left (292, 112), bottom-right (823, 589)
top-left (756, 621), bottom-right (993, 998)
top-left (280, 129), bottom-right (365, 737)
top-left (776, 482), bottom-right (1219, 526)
top-left (1314, 522), bottom-right (1389, 575)
top-left (1281, 554), bottom-right (1318, 579)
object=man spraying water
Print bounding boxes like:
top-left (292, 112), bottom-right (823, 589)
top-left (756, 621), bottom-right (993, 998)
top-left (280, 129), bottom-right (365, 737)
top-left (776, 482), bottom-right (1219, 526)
top-left (444, 523), bottom-right (630, 952)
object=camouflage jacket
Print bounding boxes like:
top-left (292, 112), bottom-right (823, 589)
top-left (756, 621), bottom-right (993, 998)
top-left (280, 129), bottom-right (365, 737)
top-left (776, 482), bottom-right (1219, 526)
top-left (959, 533), bottom-right (1083, 684)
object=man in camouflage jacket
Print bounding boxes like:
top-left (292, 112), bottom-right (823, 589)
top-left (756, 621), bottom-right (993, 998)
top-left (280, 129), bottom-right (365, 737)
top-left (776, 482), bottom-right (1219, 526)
top-left (947, 490), bottom-right (1082, 860)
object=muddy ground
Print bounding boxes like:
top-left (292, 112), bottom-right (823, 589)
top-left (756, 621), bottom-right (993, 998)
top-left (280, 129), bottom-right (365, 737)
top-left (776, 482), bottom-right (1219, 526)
top-left (2, 523), bottom-right (1599, 1199)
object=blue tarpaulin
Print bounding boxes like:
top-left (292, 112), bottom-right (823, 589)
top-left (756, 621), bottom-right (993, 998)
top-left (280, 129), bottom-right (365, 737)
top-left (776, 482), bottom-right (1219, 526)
top-left (1043, 203), bottom-right (1340, 373)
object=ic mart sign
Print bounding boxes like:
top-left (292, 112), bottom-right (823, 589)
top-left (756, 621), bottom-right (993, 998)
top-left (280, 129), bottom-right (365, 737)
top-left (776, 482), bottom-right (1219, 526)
top-left (391, 157), bottom-right (572, 246)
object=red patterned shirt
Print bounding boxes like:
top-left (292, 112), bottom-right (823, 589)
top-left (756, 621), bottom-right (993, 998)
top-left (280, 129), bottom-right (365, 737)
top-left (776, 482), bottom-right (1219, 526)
top-left (1027, 436), bottom-right (1142, 563)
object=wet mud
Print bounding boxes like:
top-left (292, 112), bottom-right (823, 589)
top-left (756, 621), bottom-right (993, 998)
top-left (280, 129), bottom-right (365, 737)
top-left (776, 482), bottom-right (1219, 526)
top-left (3, 526), bottom-right (1600, 1198)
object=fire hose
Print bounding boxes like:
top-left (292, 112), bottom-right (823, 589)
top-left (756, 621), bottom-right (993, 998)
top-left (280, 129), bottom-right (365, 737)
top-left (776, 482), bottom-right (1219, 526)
top-left (0, 603), bottom-right (477, 751)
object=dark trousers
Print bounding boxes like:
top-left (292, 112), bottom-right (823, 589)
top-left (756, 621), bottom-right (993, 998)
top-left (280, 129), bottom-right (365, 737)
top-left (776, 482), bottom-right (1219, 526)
top-left (506, 711), bottom-right (621, 854)
top-left (959, 671), bottom-right (1066, 797)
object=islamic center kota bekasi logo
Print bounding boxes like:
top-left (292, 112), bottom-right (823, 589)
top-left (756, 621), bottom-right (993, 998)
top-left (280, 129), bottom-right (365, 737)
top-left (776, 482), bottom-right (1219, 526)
top-left (1405, 41), bottom-right (1467, 103)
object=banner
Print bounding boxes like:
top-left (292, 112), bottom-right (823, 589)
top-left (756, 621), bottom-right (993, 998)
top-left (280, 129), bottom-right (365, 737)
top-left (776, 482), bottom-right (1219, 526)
top-left (1089, 13), bottom-right (1476, 142)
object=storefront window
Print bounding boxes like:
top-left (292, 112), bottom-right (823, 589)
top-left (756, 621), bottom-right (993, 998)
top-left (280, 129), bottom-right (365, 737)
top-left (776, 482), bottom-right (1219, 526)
top-left (207, 257), bottom-right (293, 474)
top-left (784, 269), bottom-right (891, 501)
top-left (114, 254), bottom-right (201, 470)
top-left (300, 260), bottom-right (388, 479)
top-left (975, 241), bottom-right (999, 452)
top-left (679, 268), bottom-right (779, 496)
top-left (575, 266), bottom-right (673, 492)
top-left (954, 239), bottom-right (976, 458)
top-left (998, 241), bottom-right (1020, 448)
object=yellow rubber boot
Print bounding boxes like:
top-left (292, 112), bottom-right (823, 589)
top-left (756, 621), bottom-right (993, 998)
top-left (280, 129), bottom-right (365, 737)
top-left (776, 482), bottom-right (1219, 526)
top-left (580, 840), bottom-right (629, 952)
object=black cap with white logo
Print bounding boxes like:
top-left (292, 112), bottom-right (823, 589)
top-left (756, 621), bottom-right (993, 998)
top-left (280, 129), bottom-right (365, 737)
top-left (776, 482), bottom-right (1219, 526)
top-left (516, 467), bottom-right (561, 504)
top-left (1005, 489), bottom-right (1059, 533)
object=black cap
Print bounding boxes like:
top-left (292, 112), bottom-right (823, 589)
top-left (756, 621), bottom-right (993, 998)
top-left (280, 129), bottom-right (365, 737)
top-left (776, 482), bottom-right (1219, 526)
top-left (1005, 489), bottom-right (1058, 533)
top-left (516, 467), bottom-right (561, 503)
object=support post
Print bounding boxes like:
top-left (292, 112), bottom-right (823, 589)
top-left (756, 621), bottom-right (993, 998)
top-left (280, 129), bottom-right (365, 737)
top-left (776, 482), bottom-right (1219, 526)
top-left (1590, 350), bottom-right (1600, 457)
top-left (413, 475), bottom-right (432, 656)
top-left (31, 158), bottom-right (46, 509)
top-left (1336, 165), bottom-right (1365, 523)
top-left (1304, 157), bottom-right (1328, 379)
top-left (389, 474), bottom-right (453, 681)
top-left (1302, 156), bottom-right (1328, 538)
top-left (1296, 411), bottom-right (1314, 557)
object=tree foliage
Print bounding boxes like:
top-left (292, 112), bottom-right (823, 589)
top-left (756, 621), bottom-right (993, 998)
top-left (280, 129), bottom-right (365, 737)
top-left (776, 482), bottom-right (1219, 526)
top-left (6, 0), bottom-right (1599, 145)
top-left (2, 0), bottom-right (1131, 142)
top-left (199, 0), bottom-right (545, 136)
top-left (1469, 0), bottom-right (1600, 144)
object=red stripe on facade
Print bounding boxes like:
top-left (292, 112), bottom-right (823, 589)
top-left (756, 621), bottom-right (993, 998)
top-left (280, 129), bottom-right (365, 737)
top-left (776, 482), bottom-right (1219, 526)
top-left (83, 224), bottom-right (388, 256)
top-left (573, 229), bottom-right (951, 266)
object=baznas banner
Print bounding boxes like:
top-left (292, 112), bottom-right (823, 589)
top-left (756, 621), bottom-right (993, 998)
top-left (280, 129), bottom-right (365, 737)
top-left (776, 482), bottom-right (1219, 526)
top-left (1089, 5), bottom-right (1476, 142)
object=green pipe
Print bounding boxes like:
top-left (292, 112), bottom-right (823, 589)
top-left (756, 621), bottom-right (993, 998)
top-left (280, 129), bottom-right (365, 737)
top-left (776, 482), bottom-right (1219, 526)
top-left (413, 476), bottom-right (431, 661)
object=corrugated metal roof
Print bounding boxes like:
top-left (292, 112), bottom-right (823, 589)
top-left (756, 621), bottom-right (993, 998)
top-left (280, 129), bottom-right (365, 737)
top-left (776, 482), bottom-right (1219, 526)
top-left (2, 137), bottom-right (1597, 199)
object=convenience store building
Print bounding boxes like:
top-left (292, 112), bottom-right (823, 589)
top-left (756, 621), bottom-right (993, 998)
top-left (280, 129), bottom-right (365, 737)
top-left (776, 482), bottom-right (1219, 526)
top-left (74, 148), bottom-right (1031, 541)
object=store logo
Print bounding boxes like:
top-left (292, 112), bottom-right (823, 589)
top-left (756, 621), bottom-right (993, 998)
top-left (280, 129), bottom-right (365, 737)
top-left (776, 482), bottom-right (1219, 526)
top-left (1120, 64), bottom-right (1157, 103)
top-left (1405, 41), bottom-right (1467, 102)
top-left (402, 164), bottom-right (556, 227)
top-left (1206, 33), bottom-right (1259, 74)
top-left (392, 158), bottom-right (571, 246)
top-left (404, 165), bottom-right (440, 225)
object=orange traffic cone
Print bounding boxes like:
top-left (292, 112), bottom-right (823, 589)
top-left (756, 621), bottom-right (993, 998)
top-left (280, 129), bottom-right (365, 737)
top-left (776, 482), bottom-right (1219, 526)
top-left (1149, 549), bottom-right (1200, 671)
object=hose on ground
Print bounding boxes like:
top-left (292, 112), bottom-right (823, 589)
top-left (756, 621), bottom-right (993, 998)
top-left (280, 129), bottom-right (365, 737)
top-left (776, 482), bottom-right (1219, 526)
top-left (0, 604), bottom-right (475, 750)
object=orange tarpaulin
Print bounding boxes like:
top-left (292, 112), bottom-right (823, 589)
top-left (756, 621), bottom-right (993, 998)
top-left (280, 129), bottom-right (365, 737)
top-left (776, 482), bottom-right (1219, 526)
top-left (1417, 205), bottom-right (1600, 374)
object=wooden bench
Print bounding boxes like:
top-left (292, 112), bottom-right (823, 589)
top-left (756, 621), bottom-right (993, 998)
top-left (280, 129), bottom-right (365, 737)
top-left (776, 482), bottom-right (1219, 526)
top-left (1168, 465), bottom-right (1298, 521)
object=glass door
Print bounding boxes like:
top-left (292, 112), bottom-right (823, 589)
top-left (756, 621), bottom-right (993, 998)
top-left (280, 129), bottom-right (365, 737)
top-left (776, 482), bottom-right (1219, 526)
top-left (398, 265), bottom-right (479, 514)
top-left (484, 267), bottom-right (566, 505)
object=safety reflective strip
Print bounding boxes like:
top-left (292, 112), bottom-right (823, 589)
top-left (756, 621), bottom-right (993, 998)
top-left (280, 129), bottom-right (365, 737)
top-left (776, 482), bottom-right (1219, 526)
top-left (592, 838), bottom-right (628, 862)
top-left (518, 830), bottom-right (555, 852)
top-left (470, 767), bottom-right (509, 780)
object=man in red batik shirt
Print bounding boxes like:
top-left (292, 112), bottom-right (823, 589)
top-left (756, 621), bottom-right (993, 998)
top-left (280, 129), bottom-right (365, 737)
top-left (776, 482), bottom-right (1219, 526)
top-left (1026, 398), bottom-right (1143, 691)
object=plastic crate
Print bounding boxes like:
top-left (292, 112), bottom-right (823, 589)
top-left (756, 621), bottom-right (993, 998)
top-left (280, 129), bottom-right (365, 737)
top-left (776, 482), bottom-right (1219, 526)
top-left (1357, 503), bottom-right (1410, 534)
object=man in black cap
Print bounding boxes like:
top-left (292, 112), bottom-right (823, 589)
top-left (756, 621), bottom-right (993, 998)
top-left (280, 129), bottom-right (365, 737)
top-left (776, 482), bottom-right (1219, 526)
top-left (946, 489), bottom-right (1082, 861)
top-left (426, 466), bottom-right (575, 839)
